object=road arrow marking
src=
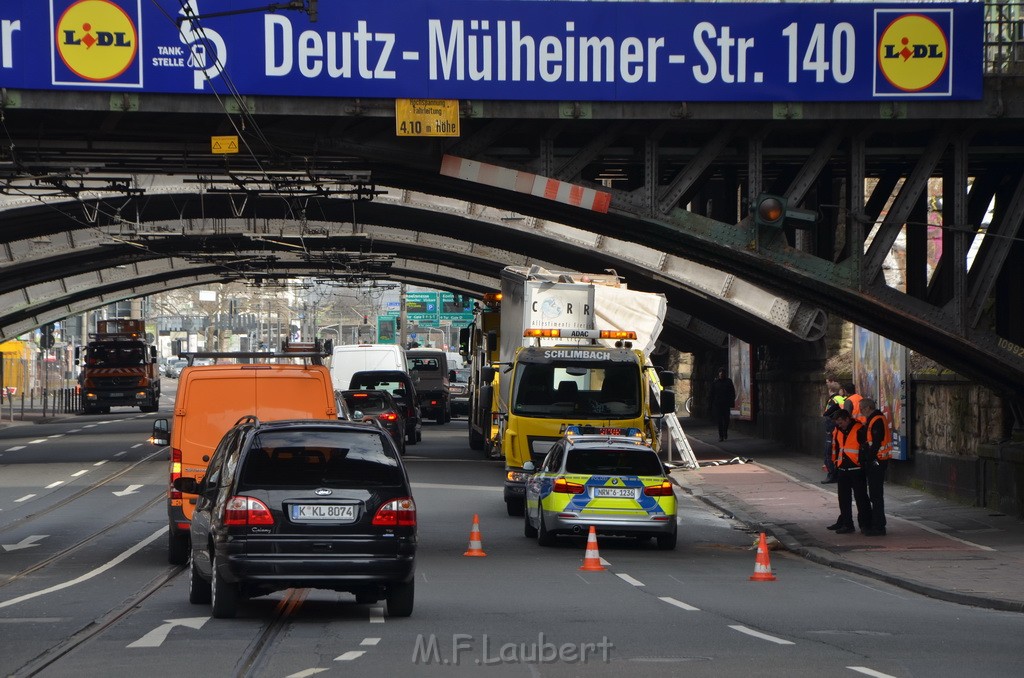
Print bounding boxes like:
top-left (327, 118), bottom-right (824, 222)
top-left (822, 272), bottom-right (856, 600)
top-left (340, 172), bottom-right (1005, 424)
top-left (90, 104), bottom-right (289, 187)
top-left (3, 535), bottom-right (47, 552)
top-left (112, 484), bottom-right (143, 497)
top-left (126, 617), bottom-right (209, 648)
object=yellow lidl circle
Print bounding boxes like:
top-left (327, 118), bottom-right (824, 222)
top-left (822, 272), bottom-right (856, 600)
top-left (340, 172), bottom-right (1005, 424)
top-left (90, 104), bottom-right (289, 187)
top-left (878, 14), bottom-right (949, 92)
top-left (56, 0), bottom-right (137, 82)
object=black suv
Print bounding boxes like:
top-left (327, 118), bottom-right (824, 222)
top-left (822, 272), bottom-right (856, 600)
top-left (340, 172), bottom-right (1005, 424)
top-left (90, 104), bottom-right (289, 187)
top-left (173, 416), bottom-right (417, 619)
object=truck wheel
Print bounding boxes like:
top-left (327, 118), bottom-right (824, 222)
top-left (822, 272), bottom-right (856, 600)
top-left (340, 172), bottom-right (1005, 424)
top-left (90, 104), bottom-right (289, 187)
top-left (168, 529), bottom-right (189, 566)
top-left (469, 426), bottom-right (484, 450)
top-left (140, 405), bottom-right (159, 413)
top-left (434, 411), bottom-right (444, 425)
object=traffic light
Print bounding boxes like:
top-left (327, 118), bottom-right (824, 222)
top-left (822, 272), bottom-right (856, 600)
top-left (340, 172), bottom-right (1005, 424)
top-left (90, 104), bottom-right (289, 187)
top-left (751, 193), bottom-right (817, 229)
top-left (362, 315), bottom-right (369, 325)
top-left (39, 323), bottom-right (55, 349)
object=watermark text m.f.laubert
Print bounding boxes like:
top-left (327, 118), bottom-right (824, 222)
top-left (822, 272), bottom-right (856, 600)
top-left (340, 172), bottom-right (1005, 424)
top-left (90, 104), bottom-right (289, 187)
top-left (412, 633), bottom-right (614, 665)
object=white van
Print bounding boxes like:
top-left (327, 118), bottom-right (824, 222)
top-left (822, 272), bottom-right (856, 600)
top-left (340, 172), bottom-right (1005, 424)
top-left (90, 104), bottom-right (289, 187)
top-left (330, 343), bottom-right (407, 390)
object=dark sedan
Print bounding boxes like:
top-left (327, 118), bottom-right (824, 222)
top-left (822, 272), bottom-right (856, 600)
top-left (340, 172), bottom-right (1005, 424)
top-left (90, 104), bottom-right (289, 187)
top-left (340, 389), bottom-right (407, 455)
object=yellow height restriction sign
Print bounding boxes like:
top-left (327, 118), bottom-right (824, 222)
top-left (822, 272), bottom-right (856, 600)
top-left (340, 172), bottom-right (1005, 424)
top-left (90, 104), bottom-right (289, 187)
top-left (211, 135), bottom-right (239, 154)
top-left (395, 99), bottom-right (460, 137)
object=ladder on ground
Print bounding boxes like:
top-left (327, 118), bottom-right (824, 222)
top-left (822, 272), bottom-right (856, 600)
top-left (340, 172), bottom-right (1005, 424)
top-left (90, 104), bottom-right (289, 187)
top-left (662, 413), bottom-right (698, 469)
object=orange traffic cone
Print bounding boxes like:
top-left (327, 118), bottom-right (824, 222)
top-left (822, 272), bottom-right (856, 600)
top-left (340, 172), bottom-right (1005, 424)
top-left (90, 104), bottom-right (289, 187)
top-left (579, 526), bottom-right (606, 571)
top-left (463, 514), bottom-right (487, 557)
top-left (749, 532), bottom-right (777, 581)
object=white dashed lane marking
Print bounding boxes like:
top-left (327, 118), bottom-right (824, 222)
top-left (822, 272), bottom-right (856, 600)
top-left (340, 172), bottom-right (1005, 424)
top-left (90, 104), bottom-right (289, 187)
top-left (14, 495), bottom-right (35, 503)
top-left (616, 573), bottom-right (645, 587)
top-left (729, 625), bottom-right (794, 645)
top-left (369, 605), bottom-right (385, 623)
top-left (659, 596), bottom-right (700, 611)
top-left (848, 668), bottom-right (898, 678)
top-left (334, 651), bottom-right (365, 661)
top-left (44, 482), bottom-right (64, 489)
top-left (71, 470), bottom-right (88, 477)
top-left (361, 638), bottom-right (380, 646)
top-left (5, 446), bottom-right (25, 452)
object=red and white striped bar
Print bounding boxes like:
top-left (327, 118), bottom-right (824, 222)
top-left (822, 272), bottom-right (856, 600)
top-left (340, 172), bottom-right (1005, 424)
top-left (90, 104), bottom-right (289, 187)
top-left (440, 155), bottom-right (611, 214)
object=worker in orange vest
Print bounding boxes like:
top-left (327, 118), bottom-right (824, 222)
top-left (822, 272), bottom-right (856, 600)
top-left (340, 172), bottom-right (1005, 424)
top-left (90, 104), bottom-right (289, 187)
top-left (826, 409), bottom-right (872, 534)
top-left (842, 382), bottom-right (865, 423)
top-left (860, 397), bottom-right (892, 536)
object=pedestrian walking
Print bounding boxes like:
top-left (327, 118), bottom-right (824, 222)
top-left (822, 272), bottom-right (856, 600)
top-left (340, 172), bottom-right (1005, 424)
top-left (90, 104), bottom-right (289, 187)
top-left (826, 409), bottom-right (872, 534)
top-left (821, 376), bottom-right (845, 484)
top-left (843, 382), bottom-right (865, 423)
top-left (860, 397), bottom-right (891, 536)
top-left (709, 367), bottom-right (736, 442)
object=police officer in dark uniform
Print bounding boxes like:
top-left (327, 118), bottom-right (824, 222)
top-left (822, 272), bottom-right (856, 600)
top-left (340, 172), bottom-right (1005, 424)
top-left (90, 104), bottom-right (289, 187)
top-left (821, 376), bottom-right (845, 483)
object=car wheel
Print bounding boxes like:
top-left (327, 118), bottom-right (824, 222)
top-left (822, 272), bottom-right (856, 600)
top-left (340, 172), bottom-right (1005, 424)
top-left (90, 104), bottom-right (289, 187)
top-left (188, 553), bottom-right (211, 604)
top-left (415, 429), bottom-right (422, 443)
top-left (537, 506), bottom-right (555, 547)
top-left (523, 505), bottom-right (538, 538)
top-left (656, 530), bottom-right (678, 551)
top-left (168, 529), bottom-right (189, 566)
top-left (211, 555), bottom-right (239, 618)
top-left (406, 429), bottom-right (417, 445)
top-left (434, 411), bottom-right (444, 425)
top-left (505, 499), bottom-right (523, 517)
top-left (386, 580), bottom-right (414, 617)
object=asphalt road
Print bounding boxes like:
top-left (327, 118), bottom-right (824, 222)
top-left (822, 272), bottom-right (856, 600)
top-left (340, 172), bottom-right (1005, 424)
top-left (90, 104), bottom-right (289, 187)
top-left (0, 396), bottom-right (1022, 677)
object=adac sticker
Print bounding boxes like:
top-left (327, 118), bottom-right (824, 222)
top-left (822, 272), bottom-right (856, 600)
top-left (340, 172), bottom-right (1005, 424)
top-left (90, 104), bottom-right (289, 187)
top-left (874, 9), bottom-right (953, 97)
top-left (51, 0), bottom-right (143, 88)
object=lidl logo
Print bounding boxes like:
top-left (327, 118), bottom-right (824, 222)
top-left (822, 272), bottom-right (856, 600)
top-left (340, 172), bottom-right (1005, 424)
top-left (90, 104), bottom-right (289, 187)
top-left (52, 0), bottom-right (142, 86)
top-left (875, 11), bottom-right (952, 96)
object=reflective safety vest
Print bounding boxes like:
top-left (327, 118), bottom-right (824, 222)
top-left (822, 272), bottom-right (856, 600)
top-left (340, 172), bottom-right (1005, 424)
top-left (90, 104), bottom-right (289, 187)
top-left (845, 393), bottom-right (865, 423)
top-left (833, 421), bottom-right (864, 468)
top-left (866, 412), bottom-right (893, 461)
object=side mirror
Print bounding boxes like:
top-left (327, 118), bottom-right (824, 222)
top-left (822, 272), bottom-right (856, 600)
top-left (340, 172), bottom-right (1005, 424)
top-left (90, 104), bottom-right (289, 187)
top-left (352, 410), bottom-right (364, 420)
top-left (523, 461), bottom-right (536, 473)
top-left (481, 366), bottom-right (496, 383)
top-left (172, 476), bottom-right (199, 494)
top-left (150, 418), bottom-right (170, 446)
top-left (659, 370), bottom-right (676, 388)
top-left (660, 390), bottom-right (676, 415)
top-left (486, 330), bottom-right (498, 354)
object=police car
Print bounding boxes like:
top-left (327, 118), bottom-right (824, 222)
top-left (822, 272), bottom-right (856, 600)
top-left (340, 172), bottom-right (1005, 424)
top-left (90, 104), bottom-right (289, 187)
top-left (523, 426), bottom-right (677, 550)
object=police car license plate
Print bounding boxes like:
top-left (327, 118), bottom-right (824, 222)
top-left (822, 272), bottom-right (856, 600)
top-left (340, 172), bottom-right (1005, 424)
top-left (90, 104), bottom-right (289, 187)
top-left (292, 504), bottom-right (356, 521)
top-left (594, 487), bottom-right (636, 499)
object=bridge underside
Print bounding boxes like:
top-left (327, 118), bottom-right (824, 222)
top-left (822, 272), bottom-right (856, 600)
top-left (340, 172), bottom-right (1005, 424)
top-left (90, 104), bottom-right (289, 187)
top-left (1, 89), bottom-right (1022, 398)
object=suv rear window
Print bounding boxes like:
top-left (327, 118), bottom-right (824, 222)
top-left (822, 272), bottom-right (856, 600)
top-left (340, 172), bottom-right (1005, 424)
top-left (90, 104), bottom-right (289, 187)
top-left (344, 393), bottom-right (389, 412)
top-left (565, 447), bottom-right (664, 476)
top-left (238, 429), bottom-right (403, 488)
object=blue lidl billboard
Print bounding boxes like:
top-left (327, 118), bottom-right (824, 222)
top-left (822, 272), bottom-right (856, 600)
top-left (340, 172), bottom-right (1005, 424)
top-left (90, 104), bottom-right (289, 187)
top-left (0, 1), bottom-right (982, 101)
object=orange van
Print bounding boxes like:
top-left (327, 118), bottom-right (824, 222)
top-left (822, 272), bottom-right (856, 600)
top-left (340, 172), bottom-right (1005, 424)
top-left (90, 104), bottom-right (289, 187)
top-left (152, 347), bottom-right (337, 565)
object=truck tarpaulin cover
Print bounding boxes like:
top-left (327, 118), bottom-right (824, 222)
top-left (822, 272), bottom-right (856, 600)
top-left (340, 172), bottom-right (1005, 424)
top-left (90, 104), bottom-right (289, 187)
top-left (593, 285), bottom-right (666, 357)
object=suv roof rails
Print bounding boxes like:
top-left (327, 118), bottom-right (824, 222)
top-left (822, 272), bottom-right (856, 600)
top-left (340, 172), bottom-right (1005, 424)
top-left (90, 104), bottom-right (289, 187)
top-left (232, 415), bottom-right (261, 427)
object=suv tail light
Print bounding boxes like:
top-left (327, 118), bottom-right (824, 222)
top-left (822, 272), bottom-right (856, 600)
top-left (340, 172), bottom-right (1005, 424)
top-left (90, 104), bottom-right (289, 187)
top-left (378, 412), bottom-right (399, 422)
top-left (643, 481), bottom-right (674, 496)
top-left (553, 477), bottom-right (585, 494)
top-left (169, 448), bottom-right (182, 500)
top-left (372, 497), bottom-right (417, 526)
top-left (224, 496), bottom-right (275, 526)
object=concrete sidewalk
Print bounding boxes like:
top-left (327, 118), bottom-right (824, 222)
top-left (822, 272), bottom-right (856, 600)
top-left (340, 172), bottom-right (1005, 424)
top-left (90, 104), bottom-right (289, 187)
top-left (671, 418), bottom-right (1024, 613)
